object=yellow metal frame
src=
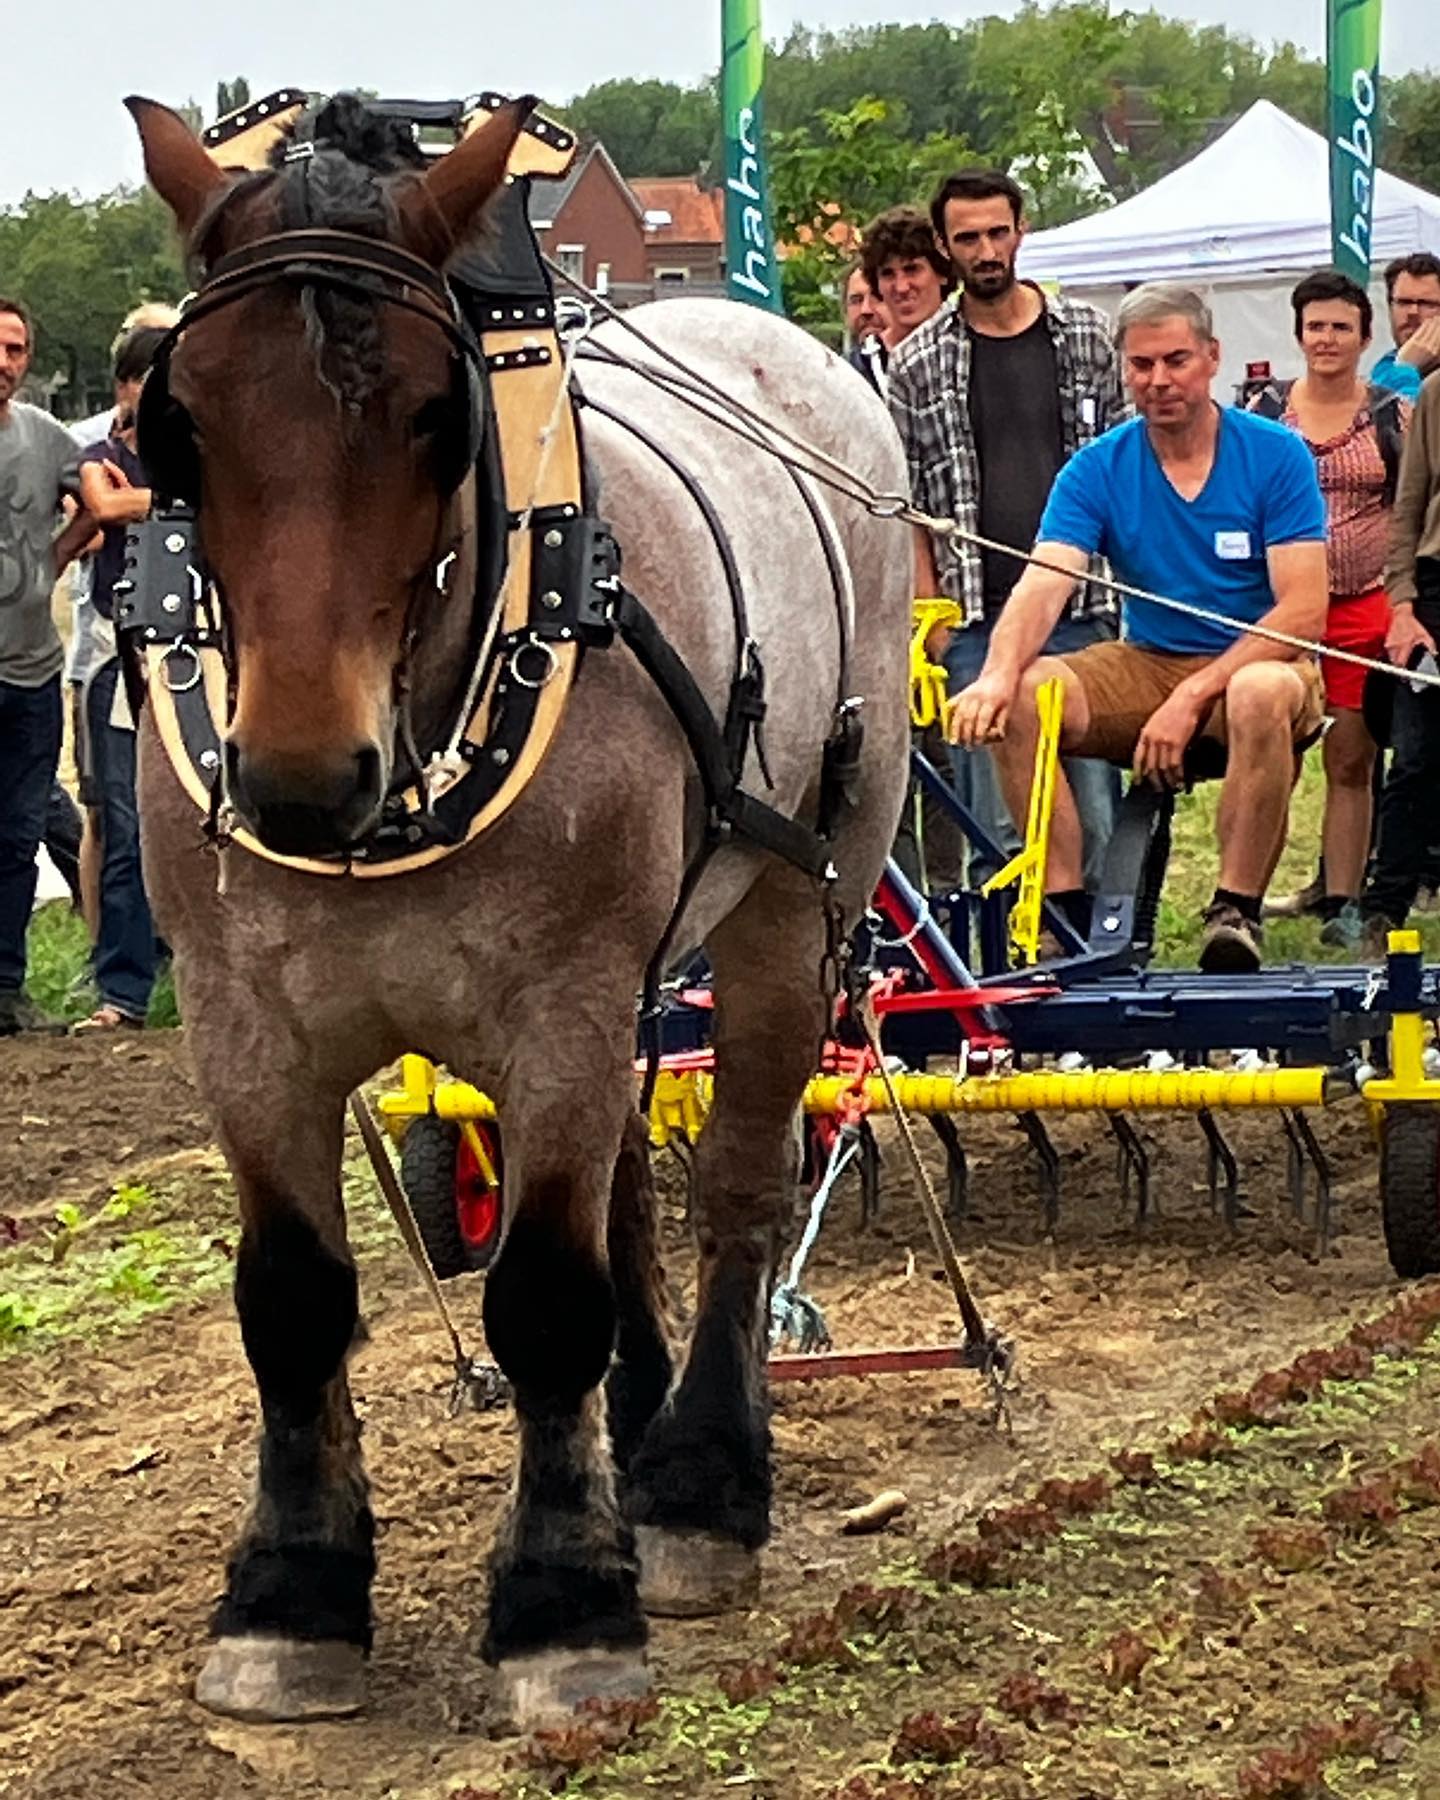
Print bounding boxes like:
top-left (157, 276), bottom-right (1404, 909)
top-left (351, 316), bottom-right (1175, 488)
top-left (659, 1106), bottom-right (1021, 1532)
top-left (1362, 932), bottom-right (1440, 1105)
top-left (379, 1056), bottom-right (1334, 1156)
top-left (909, 599), bottom-right (964, 730)
top-left (374, 947), bottom-right (1440, 1160)
top-left (981, 675), bottom-right (1065, 965)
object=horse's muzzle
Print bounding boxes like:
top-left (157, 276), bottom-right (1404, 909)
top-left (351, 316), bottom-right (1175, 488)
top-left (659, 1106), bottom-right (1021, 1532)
top-left (225, 742), bottom-right (387, 857)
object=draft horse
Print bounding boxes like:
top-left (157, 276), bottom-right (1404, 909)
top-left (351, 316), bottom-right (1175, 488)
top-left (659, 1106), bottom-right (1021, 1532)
top-left (125, 93), bottom-right (911, 1727)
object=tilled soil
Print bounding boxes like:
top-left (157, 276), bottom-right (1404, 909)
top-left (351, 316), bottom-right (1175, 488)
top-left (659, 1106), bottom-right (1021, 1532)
top-left (0, 1030), bottom-right (1426, 1798)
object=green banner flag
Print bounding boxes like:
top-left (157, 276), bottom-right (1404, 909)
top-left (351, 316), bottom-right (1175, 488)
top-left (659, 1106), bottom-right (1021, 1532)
top-left (722, 0), bottom-right (784, 312)
top-left (1328, 0), bottom-right (1383, 284)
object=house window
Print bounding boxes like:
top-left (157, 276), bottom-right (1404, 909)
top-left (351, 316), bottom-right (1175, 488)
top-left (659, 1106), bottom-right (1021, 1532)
top-left (655, 267), bottom-right (690, 285)
top-left (556, 244), bottom-right (586, 281)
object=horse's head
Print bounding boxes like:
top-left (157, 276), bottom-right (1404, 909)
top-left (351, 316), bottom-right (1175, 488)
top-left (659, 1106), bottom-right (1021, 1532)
top-left (126, 94), bottom-right (530, 856)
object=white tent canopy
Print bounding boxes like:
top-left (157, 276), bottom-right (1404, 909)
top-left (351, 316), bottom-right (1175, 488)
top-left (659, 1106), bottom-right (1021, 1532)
top-left (1021, 100), bottom-right (1440, 286)
top-left (1018, 100), bottom-right (1440, 401)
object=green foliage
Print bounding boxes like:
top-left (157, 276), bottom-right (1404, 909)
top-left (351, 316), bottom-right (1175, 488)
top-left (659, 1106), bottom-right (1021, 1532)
top-left (769, 97), bottom-right (973, 331)
top-left (0, 186), bottom-right (185, 417)
top-left (215, 78), bottom-right (251, 121)
top-left (564, 78), bottom-right (718, 177)
top-left (563, 7), bottom-right (1439, 218)
top-left (26, 900), bottom-right (178, 1028)
top-left (1387, 73), bottom-right (1440, 192)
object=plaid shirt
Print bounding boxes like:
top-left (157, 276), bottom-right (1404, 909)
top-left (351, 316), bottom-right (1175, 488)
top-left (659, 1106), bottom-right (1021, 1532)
top-left (887, 288), bottom-right (1124, 623)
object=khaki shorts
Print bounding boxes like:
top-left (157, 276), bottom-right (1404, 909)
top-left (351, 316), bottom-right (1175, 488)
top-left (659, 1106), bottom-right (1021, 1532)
top-left (1058, 640), bottom-right (1326, 766)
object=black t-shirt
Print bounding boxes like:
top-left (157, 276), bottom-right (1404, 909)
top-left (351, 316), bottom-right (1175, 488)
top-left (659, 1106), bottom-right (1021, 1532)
top-left (967, 313), bottom-right (1063, 616)
top-left (77, 435), bottom-right (146, 620)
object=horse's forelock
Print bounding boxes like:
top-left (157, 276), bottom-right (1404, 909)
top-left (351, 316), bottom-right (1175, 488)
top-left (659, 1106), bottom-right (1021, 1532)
top-left (260, 97), bottom-right (428, 416)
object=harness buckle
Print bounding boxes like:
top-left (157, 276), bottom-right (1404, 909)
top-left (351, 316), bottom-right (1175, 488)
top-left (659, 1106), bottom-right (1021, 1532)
top-left (509, 635), bottom-right (559, 691)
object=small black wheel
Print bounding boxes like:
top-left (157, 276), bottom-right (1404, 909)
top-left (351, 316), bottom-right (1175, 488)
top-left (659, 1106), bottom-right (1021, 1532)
top-left (1380, 1103), bottom-right (1440, 1278)
top-left (399, 1116), bottom-right (503, 1280)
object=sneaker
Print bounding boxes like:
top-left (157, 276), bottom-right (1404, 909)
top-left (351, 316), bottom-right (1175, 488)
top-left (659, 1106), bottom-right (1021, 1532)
top-left (1262, 872), bottom-right (1324, 921)
top-left (1318, 902), bottom-right (1364, 951)
top-left (71, 1004), bottom-right (145, 1035)
top-left (1198, 903), bottom-right (1263, 975)
top-left (0, 992), bottom-right (67, 1037)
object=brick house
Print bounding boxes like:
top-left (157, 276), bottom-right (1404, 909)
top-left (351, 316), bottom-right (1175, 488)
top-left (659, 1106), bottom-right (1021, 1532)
top-left (531, 141), bottom-right (647, 292)
top-left (631, 178), bottom-right (727, 293)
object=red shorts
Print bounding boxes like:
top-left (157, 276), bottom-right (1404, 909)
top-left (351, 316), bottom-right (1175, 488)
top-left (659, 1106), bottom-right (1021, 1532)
top-left (1321, 587), bottom-right (1389, 712)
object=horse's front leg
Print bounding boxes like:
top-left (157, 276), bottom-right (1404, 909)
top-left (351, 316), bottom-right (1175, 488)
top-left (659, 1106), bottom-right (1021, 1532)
top-left (481, 1045), bottom-right (650, 1728)
top-left (625, 892), bottom-right (828, 1615)
top-left (196, 1086), bottom-right (373, 1721)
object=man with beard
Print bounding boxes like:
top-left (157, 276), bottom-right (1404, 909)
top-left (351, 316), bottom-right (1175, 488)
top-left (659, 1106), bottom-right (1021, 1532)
top-left (887, 169), bottom-right (1124, 899)
top-left (843, 262), bottom-right (893, 395)
top-left (0, 297), bottom-right (90, 1033)
top-left (948, 285), bottom-right (1329, 975)
top-left (1370, 252), bottom-right (1440, 402)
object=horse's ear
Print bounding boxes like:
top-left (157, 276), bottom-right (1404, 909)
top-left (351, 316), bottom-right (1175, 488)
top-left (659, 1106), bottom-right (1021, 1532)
top-left (125, 96), bottom-right (227, 238)
top-left (419, 97), bottom-right (537, 253)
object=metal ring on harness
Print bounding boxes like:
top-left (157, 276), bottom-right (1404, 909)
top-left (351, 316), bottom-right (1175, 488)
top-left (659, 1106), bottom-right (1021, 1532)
top-left (509, 636), bottom-right (559, 691)
top-left (162, 643), bottom-right (204, 694)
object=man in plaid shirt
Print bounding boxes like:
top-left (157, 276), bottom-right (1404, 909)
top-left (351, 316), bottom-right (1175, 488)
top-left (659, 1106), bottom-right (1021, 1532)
top-left (888, 168), bottom-right (1124, 895)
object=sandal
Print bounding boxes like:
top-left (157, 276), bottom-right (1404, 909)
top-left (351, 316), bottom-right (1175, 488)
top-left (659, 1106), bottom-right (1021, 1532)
top-left (72, 1004), bottom-right (145, 1034)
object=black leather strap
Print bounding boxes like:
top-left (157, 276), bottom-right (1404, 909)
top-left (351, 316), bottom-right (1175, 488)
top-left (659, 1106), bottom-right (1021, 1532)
top-left (611, 589), bottom-right (834, 882)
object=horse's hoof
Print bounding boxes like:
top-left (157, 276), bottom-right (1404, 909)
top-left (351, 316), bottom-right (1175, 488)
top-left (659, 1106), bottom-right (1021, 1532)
top-left (491, 1646), bottom-right (651, 1732)
top-left (635, 1526), bottom-right (761, 1617)
top-left (195, 1634), bottom-right (367, 1722)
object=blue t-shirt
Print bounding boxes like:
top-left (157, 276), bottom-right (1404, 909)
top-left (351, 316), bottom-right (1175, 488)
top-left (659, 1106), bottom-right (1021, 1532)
top-left (1369, 349), bottom-right (1424, 401)
top-left (1037, 407), bottom-right (1325, 655)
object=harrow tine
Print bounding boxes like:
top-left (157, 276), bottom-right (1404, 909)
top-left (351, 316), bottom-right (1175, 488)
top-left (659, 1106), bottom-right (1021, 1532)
top-left (1289, 1109), bottom-right (1333, 1250)
top-left (858, 1119), bottom-right (882, 1228)
top-left (927, 1112), bottom-right (968, 1226)
top-left (1280, 1109), bottom-right (1308, 1220)
top-left (1197, 1107), bottom-right (1240, 1231)
top-left (1108, 1113), bottom-right (1151, 1226)
top-left (1016, 1110), bottom-right (1060, 1235)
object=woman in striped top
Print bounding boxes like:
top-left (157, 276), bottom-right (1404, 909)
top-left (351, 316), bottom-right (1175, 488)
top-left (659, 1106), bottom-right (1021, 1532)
top-left (1262, 269), bottom-right (1412, 948)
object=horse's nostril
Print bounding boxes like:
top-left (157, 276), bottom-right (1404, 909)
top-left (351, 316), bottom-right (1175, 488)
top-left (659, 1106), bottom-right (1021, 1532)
top-left (353, 745), bottom-right (383, 805)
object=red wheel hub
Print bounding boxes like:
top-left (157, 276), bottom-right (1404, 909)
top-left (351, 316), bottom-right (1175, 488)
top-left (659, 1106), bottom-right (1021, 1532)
top-left (455, 1126), bottom-right (502, 1255)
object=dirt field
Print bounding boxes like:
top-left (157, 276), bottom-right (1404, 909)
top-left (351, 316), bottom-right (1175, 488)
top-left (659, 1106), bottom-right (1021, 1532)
top-left (3, 1028), bottom-right (1439, 1799)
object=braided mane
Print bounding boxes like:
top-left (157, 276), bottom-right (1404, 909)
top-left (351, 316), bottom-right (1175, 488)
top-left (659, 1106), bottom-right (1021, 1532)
top-left (271, 94), bottom-right (428, 414)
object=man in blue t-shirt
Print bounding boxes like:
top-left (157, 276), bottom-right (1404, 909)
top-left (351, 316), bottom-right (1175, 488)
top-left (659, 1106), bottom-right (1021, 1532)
top-left (948, 282), bottom-right (1328, 974)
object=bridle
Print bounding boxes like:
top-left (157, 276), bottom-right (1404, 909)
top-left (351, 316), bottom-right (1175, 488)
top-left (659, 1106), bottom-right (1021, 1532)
top-left (137, 215), bottom-right (489, 806)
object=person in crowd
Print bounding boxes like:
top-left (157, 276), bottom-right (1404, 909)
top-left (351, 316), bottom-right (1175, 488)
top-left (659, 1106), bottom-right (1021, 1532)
top-left (843, 262), bottom-right (892, 395)
top-left (0, 297), bottom-right (94, 1035)
top-left (1359, 370), bottom-right (1440, 941)
top-left (887, 167), bottom-right (1124, 897)
top-left (1251, 271), bottom-right (1410, 949)
top-left (66, 302), bottom-right (179, 940)
top-left (1371, 253), bottom-right (1440, 401)
top-left (948, 283), bottom-right (1329, 975)
top-left (860, 206), bottom-right (952, 349)
top-left (70, 324), bottom-right (169, 1031)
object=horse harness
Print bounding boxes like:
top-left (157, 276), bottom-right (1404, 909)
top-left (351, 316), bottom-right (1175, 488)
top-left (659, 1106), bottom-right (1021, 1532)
top-left (118, 105), bottom-right (862, 902)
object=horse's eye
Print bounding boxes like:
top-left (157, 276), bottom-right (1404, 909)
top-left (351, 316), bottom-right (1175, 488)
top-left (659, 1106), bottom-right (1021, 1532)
top-left (411, 396), bottom-right (450, 441)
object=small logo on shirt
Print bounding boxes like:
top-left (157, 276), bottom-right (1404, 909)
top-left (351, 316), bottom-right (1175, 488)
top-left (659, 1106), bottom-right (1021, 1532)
top-left (1214, 530), bottom-right (1253, 561)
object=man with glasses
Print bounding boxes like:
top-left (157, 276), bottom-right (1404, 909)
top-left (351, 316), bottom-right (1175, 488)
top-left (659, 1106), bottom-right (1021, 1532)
top-left (1371, 253), bottom-right (1440, 401)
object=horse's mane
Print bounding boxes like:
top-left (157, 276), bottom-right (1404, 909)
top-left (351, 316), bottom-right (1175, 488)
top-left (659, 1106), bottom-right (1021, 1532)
top-left (268, 95), bottom-right (429, 413)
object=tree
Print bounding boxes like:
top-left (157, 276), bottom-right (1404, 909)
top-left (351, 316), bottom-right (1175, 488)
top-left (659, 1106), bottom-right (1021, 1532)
top-left (563, 78), bottom-right (717, 176)
top-left (0, 187), bottom-right (185, 416)
top-left (1388, 73), bottom-right (1440, 192)
top-left (770, 98), bottom-right (973, 336)
top-left (215, 78), bottom-right (252, 121)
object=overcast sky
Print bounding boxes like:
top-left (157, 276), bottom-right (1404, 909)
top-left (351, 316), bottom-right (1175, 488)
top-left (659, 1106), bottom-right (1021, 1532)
top-left (1, 0), bottom-right (1430, 206)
